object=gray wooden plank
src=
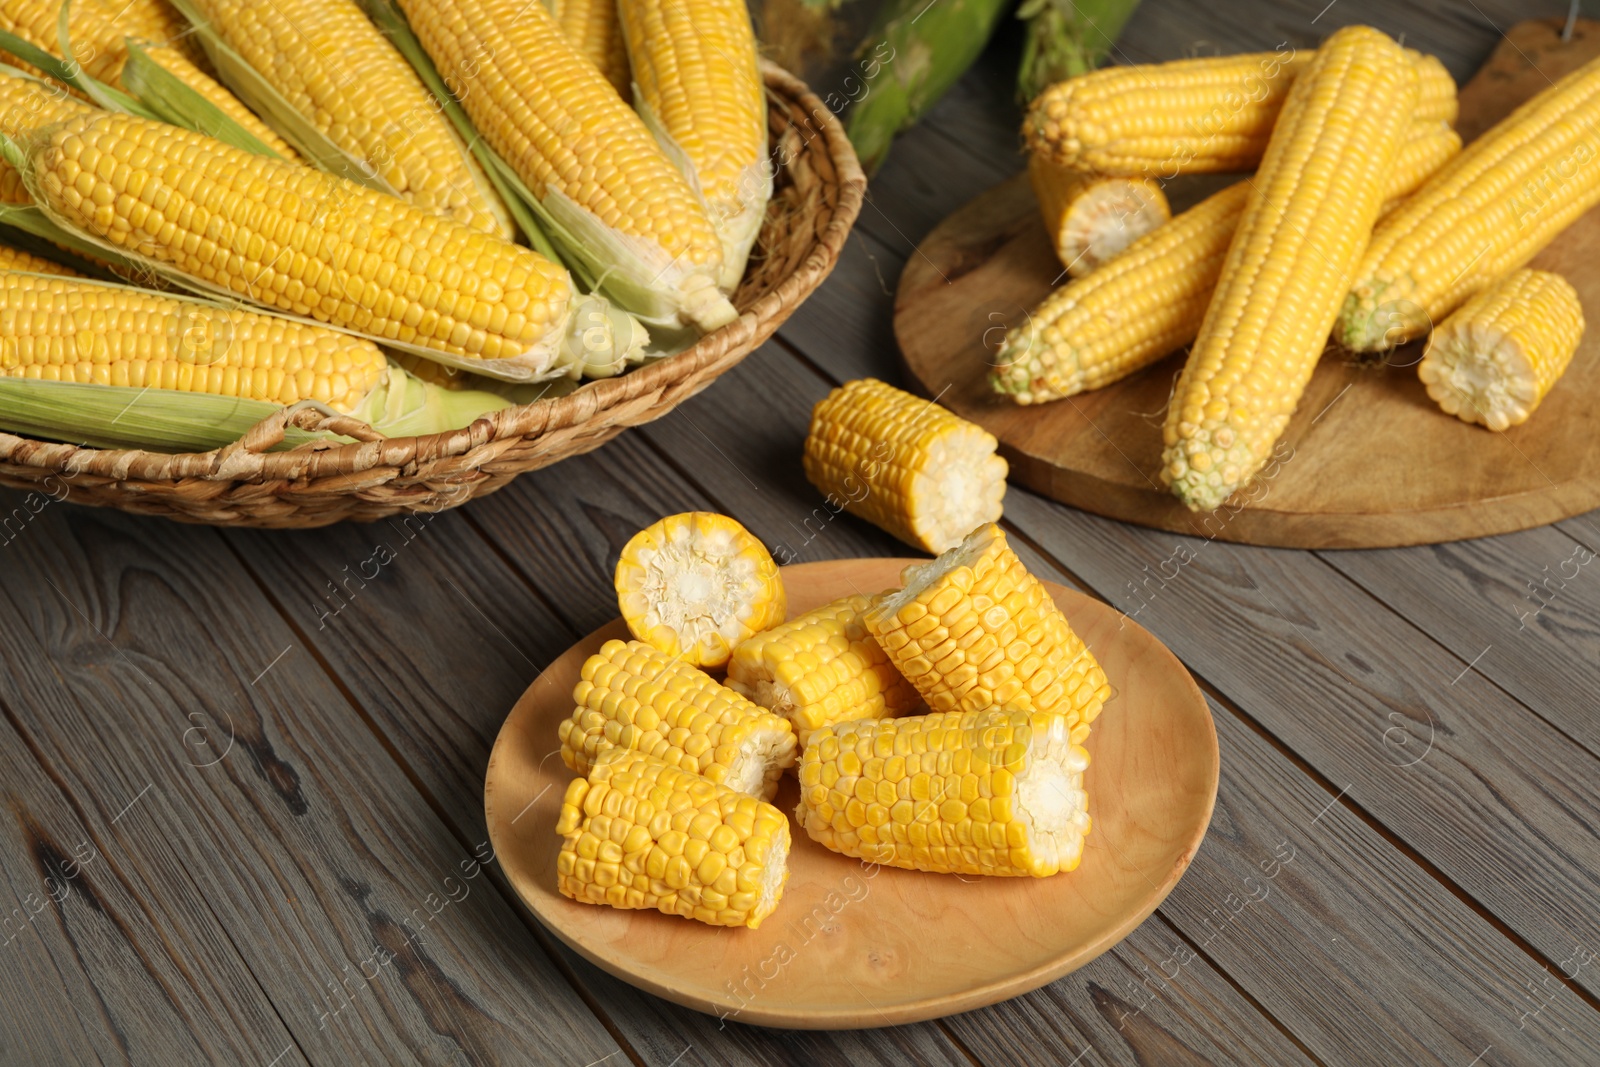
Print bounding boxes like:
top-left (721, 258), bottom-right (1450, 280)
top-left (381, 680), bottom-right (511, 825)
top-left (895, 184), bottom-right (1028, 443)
top-left (0, 500), bottom-right (622, 1067)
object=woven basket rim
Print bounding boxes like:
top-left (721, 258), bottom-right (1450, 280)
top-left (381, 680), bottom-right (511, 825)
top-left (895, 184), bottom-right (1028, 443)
top-left (0, 63), bottom-right (865, 489)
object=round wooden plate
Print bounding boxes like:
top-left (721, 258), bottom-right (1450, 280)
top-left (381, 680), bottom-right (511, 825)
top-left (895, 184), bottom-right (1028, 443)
top-left (484, 558), bottom-right (1218, 1029)
top-left (894, 20), bottom-right (1600, 549)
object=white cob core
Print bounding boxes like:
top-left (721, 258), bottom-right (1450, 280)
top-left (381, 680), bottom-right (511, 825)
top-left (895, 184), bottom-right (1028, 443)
top-left (1061, 181), bottom-right (1169, 272)
top-left (1418, 323), bottom-right (1539, 431)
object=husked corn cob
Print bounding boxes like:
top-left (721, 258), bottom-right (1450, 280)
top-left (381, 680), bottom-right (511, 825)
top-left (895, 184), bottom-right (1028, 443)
top-left (398, 0), bottom-right (737, 332)
top-left (180, 0), bottom-right (512, 237)
top-left (1340, 55), bottom-right (1600, 352)
top-left (551, 0), bottom-right (630, 96)
top-left (615, 512), bottom-right (787, 669)
top-left (557, 748), bottom-right (791, 928)
top-left (1029, 154), bottom-right (1170, 276)
top-left (0, 0), bottom-right (295, 157)
top-left (796, 707), bottom-right (1092, 876)
top-left (803, 378), bottom-right (1008, 555)
top-left (0, 73), bottom-right (94, 204)
top-left (867, 523), bottom-right (1110, 727)
top-left (1162, 26), bottom-right (1415, 511)
top-left (0, 242), bottom-right (76, 274)
top-left (0, 273), bottom-right (389, 408)
top-left (18, 110), bottom-right (640, 380)
top-left (1418, 269), bottom-right (1584, 431)
top-left (559, 638), bottom-right (798, 799)
top-left (1025, 47), bottom-right (1453, 176)
top-left (995, 120), bottom-right (1459, 404)
top-left (618, 0), bottom-right (769, 290)
top-left (727, 594), bottom-right (921, 747)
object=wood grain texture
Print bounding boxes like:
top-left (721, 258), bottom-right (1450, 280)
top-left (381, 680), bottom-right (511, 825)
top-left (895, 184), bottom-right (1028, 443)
top-left (894, 21), bottom-right (1600, 548)
top-left (487, 558), bottom-right (1218, 1027)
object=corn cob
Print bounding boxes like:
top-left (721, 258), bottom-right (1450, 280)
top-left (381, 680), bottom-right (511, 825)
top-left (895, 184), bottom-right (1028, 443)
top-left (0, 72), bottom-right (94, 204)
top-left (1339, 55), bottom-right (1600, 352)
top-left (1025, 47), bottom-right (1453, 176)
top-left (1029, 154), bottom-right (1169, 276)
top-left (559, 638), bottom-right (798, 799)
top-left (727, 594), bottom-right (922, 747)
top-left (551, 0), bottom-right (630, 97)
top-left (0, 272), bottom-right (389, 408)
top-left (1161, 26), bottom-right (1415, 511)
top-left (995, 119), bottom-right (1460, 404)
top-left (397, 0), bottom-right (736, 332)
top-left (0, 0), bottom-right (295, 158)
top-left (0, 241), bottom-right (76, 274)
top-left (866, 523), bottom-right (1110, 727)
top-left (795, 707), bottom-right (1092, 876)
top-left (803, 378), bottom-right (1008, 555)
top-left (178, 0), bottom-right (512, 237)
top-left (16, 109), bottom-right (644, 380)
top-left (618, 0), bottom-right (769, 291)
top-left (615, 512), bottom-right (787, 669)
top-left (556, 748), bottom-right (791, 928)
top-left (1417, 269), bottom-right (1584, 431)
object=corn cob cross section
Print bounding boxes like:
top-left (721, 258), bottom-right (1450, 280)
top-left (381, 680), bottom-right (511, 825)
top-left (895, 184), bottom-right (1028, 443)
top-left (1029, 154), bottom-right (1170, 277)
top-left (866, 523), bottom-right (1110, 727)
top-left (727, 593), bottom-right (922, 747)
top-left (557, 748), bottom-right (791, 928)
top-left (803, 378), bottom-right (1008, 555)
top-left (1418, 269), bottom-right (1585, 431)
top-left (1161, 25), bottom-right (1416, 511)
top-left (796, 707), bottom-right (1092, 877)
top-left (559, 639), bottom-right (798, 800)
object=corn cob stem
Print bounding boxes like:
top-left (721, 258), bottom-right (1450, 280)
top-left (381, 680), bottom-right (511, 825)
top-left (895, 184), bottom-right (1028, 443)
top-left (1161, 26), bottom-right (1416, 511)
top-left (1417, 269), bottom-right (1584, 431)
top-left (1016, 0), bottom-right (1142, 103)
top-left (1029, 153), bottom-right (1170, 277)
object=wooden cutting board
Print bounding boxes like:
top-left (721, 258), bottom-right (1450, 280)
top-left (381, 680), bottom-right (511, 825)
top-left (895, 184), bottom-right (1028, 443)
top-left (895, 18), bottom-right (1600, 549)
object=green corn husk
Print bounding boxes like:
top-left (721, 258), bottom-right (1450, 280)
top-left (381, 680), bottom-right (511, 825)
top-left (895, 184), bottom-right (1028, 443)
top-left (1016, 0), bottom-right (1141, 102)
top-left (844, 0), bottom-right (1010, 175)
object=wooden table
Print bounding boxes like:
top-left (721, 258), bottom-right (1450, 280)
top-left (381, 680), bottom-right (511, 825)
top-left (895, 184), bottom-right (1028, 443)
top-left (2, 1), bottom-right (1597, 1063)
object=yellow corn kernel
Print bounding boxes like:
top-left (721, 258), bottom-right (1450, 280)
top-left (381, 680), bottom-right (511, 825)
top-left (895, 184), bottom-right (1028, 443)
top-left (557, 748), bottom-right (790, 928)
top-left (551, 0), bottom-right (630, 95)
top-left (804, 378), bottom-right (1008, 554)
top-left (115, 0), bottom-right (210, 70)
top-left (559, 638), bottom-right (798, 799)
top-left (796, 707), bottom-right (1091, 876)
top-left (727, 593), bottom-right (922, 747)
top-left (181, 0), bottom-right (511, 236)
top-left (1341, 54), bottom-right (1600, 351)
top-left (0, 273), bottom-right (389, 410)
top-left (24, 110), bottom-right (588, 378)
top-left (1162, 26), bottom-right (1415, 511)
top-left (397, 0), bottom-right (736, 332)
top-left (619, 0), bottom-right (769, 289)
top-left (1029, 154), bottom-right (1170, 277)
top-left (1417, 269), bottom-right (1584, 431)
top-left (0, 243), bottom-right (78, 275)
top-left (1025, 46), bottom-right (1453, 175)
top-left (866, 523), bottom-right (1109, 730)
top-left (615, 511), bottom-right (787, 669)
top-left (0, 73), bottom-right (97, 206)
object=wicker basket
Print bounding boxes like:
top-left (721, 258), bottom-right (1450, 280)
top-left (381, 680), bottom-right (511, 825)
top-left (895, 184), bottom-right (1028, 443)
top-left (0, 65), bottom-right (865, 528)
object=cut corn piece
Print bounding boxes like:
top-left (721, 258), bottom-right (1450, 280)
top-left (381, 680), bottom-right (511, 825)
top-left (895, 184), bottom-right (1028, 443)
top-left (559, 638), bottom-right (798, 799)
top-left (1161, 26), bottom-right (1415, 511)
top-left (619, 0), bottom-right (769, 290)
top-left (397, 0), bottom-right (736, 332)
top-left (1418, 268), bottom-right (1584, 431)
top-left (0, 272), bottom-right (389, 410)
top-left (727, 593), bottom-right (922, 747)
top-left (180, 0), bottom-right (512, 236)
top-left (18, 109), bottom-right (635, 380)
top-left (615, 511), bottom-right (787, 669)
top-left (551, 0), bottom-right (630, 95)
top-left (1340, 54), bottom-right (1600, 351)
top-left (796, 707), bottom-right (1092, 876)
top-left (803, 378), bottom-right (1007, 554)
top-left (0, 242), bottom-right (76, 274)
top-left (556, 748), bottom-right (791, 928)
top-left (867, 523), bottom-right (1110, 727)
top-left (1029, 154), bottom-right (1169, 276)
top-left (1025, 47), bottom-right (1454, 176)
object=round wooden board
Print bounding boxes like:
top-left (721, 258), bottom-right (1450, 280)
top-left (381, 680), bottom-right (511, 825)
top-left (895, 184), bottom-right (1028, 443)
top-left (485, 558), bottom-right (1217, 1029)
top-left (894, 19), bottom-right (1600, 549)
